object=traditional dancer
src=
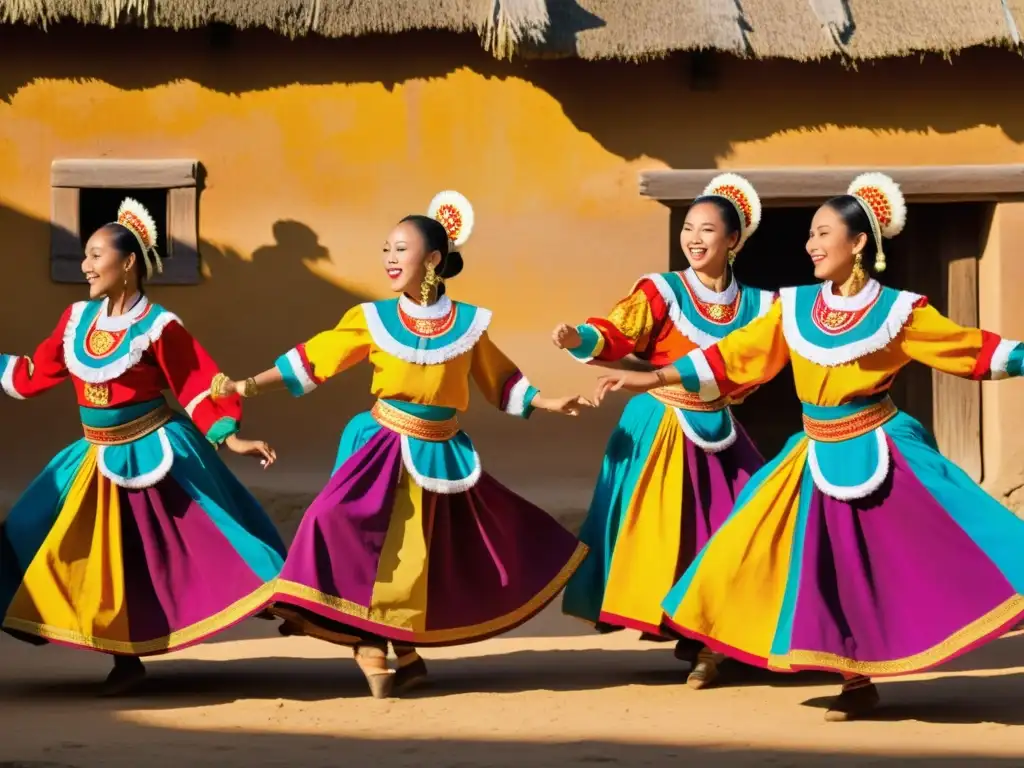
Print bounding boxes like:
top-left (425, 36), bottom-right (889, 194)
top-left (0, 198), bottom-right (287, 695)
top-left (212, 191), bottom-right (591, 698)
top-left (594, 172), bottom-right (1024, 721)
top-left (554, 173), bottom-right (775, 688)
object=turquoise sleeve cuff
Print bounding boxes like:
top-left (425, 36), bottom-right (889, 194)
top-left (1006, 343), bottom-right (1024, 377)
top-left (522, 386), bottom-right (540, 419)
top-left (567, 324), bottom-right (602, 361)
top-left (275, 351), bottom-right (311, 398)
top-left (672, 356), bottom-right (701, 394)
top-left (206, 417), bottom-right (240, 446)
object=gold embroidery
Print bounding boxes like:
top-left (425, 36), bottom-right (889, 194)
top-left (87, 329), bottom-right (117, 356)
top-left (607, 290), bottom-right (654, 341)
top-left (271, 542), bottom-right (589, 646)
top-left (83, 382), bottom-right (111, 406)
top-left (398, 304), bottom-right (458, 337)
top-left (82, 405), bottom-right (173, 445)
top-left (371, 400), bottom-right (460, 442)
top-left (650, 385), bottom-right (729, 412)
top-left (2, 581), bottom-right (276, 655)
top-left (802, 397), bottom-right (897, 442)
top-left (768, 594), bottom-right (1024, 676)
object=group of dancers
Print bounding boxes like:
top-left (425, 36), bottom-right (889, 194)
top-left (1, 170), bottom-right (1023, 722)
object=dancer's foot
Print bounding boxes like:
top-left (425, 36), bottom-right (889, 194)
top-left (101, 656), bottom-right (146, 697)
top-left (825, 678), bottom-right (879, 722)
top-left (686, 648), bottom-right (722, 690)
top-left (354, 644), bottom-right (395, 699)
top-left (673, 639), bottom-right (702, 666)
top-left (392, 644), bottom-right (429, 694)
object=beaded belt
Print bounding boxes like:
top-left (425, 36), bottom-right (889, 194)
top-left (370, 400), bottom-right (460, 442)
top-left (802, 396), bottom-right (897, 443)
top-left (650, 385), bottom-right (728, 413)
top-left (82, 405), bottom-right (174, 446)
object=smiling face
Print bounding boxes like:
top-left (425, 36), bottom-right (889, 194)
top-left (806, 204), bottom-right (870, 283)
top-left (81, 226), bottom-right (137, 300)
top-left (383, 220), bottom-right (443, 295)
top-left (680, 201), bottom-right (739, 274)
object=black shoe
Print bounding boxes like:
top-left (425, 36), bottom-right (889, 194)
top-left (101, 657), bottom-right (146, 697)
top-left (825, 683), bottom-right (880, 722)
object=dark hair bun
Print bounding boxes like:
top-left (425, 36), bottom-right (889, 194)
top-left (439, 251), bottom-right (464, 280)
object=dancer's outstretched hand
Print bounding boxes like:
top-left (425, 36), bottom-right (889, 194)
top-left (225, 435), bottom-right (277, 469)
top-left (593, 371), bottom-right (661, 406)
top-left (533, 394), bottom-right (595, 416)
top-left (551, 323), bottom-right (582, 350)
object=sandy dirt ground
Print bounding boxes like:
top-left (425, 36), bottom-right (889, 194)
top-left (1, 606), bottom-right (1023, 767)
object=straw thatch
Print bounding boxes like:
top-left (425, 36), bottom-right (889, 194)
top-left (2, 0), bottom-right (1022, 61)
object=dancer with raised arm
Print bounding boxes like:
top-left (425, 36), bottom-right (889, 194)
top-left (594, 172), bottom-right (1024, 721)
top-left (0, 198), bottom-right (287, 695)
top-left (555, 174), bottom-right (775, 688)
top-left (212, 191), bottom-right (590, 698)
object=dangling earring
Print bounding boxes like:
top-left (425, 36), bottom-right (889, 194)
top-left (420, 262), bottom-right (439, 307)
top-left (727, 248), bottom-right (737, 266)
top-left (846, 252), bottom-right (867, 295)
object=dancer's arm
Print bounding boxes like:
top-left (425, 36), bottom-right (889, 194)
top-left (152, 320), bottom-right (275, 466)
top-left (900, 300), bottom-right (1024, 380)
top-left (594, 299), bottom-right (789, 404)
top-left (0, 306), bottom-right (73, 400)
top-left (472, 331), bottom-right (592, 417)
top-left (552, 279), bottom-right (666, 369)
top-left (215, 305), bottom-right (371, 400)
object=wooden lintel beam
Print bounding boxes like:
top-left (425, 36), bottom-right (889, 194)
top-left (640, 165), bottom-right (1024, 205)
top-left (52, 159), bottom-right (199, 189)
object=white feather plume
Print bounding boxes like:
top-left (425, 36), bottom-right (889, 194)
top-left (702, 172), bottom-right (762, 244)
top-left (847, 172), bottom-right (907, 239)
top-left (117, 196), bottom-right (163, 277)
top-left (428, 190), bottom-right (475, 249)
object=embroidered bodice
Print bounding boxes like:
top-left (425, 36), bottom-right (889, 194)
top-left (1, 296), bottom-right (241, 442)
top-left (567, 268), bottom-right (775, 366)
top-left (275, 294), bottom-right (538, 418)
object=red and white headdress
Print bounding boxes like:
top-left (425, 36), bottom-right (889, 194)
top-left (428, 190), bottom-right (475, 250)
top-left (701, 172), bottom-right (762, 249)
top-left (847, 172), bottom-right (907, 273)
top-left (116, 197), bottom-right (162, 279)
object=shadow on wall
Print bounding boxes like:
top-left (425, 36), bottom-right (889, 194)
top-left (2, 26), bottom-right (1024, 169)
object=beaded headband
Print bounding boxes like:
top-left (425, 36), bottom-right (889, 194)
top-left (846, 172), bottom-right (907, 273)
top-left (427, 190), bottom-right (475, 250)
top-left (699, 172), bottom-right (762, 248)
top-left (115, 197), bottom-right (163, 279)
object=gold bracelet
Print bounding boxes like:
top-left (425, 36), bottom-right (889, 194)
top-left (242, 377), bottom-right (259, 398)
top-left (210, 373), bottom-right (231, 400)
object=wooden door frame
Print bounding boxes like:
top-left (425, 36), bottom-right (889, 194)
top-left (638, 164), bottom-right (1024, 482)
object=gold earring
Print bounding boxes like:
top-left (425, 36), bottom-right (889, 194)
top-left (846, 252), bottom-right (867, 294)
top-left (727, 248), bottom-right (737, 265)
top-left (420, 262), bottom-right (439, 307)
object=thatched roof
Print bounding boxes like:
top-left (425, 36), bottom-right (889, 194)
top-left (2, 0), bottom-right (1022, 61)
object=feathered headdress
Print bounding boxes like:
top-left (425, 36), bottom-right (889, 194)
top-left (116, 197), bottom-right (163, 279)
top-left (700, 172), bottom-right (762, 249)
top-left (846, 172), bottom-right (907, 273)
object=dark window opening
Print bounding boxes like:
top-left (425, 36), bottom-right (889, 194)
top-left (79, 187), bottom-right (169, 255)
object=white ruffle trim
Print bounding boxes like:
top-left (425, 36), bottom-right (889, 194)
top-left (64, 301), bottom-right (182, 384)
top-left (96, 427), bottom-right (175, 489)
top-left (780, 286), bottom-right (922, 367)
top-left (399, 435), bottom-right (482, 494)
top-left (283, 347), bottom-right (318, 394)
top-left (672, 407), bottom-right (738, 454)
top-left (989, 338), bottom-right (1019, 380)
top-left (807, 428), bottom-right (891, 501)
top-left (504, 375), bottom-right (533, 417)
top-left (362, 301), bottom-right (492, 365)
top-left (183, 388), bottom-right (210, 417)
top-left (0, 355), bottom-right (25, 400)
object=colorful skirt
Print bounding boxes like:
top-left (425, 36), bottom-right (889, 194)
top-left (562, 389), bottom-right (763, 636)
top-left (0, 400), bottom-right (287, 655)
top-left (271, 400), bottom-right (588, 647)
top-left (663, 396), bottom-right (1024, 677)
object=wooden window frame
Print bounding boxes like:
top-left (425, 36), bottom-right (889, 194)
top-left (638, 164), bottom-right (1024, 482)
top-left (50, 159), bottom-right (201, 285)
